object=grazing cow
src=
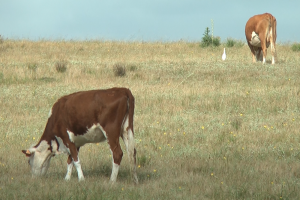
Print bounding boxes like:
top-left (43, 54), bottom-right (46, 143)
top-left (22, 87), bottom-right (138, 184)
top-left (245, 13), bottom-right (277, 64)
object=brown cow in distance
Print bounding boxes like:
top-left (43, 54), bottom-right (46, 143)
top-left (22, 87), bottom-right (138, 184)
top-left (245, 13), bottom-right (277, 64)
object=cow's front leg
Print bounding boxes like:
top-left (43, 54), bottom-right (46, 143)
top-left (65, 155), bottom-right (73, 180)
top-left (69, 145), bottom-right (84, 181)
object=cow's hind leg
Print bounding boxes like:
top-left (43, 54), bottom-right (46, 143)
top-left (258, 20), bottom-right (269, 64)
top-left (122, 118), bottom-right (138, 184)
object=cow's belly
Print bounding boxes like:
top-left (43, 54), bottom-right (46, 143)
top-left (67, 123), bottom-right (107, 147)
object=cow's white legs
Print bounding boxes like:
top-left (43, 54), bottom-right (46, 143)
top-left (110, 162), bottom-right (120, 182)
top-left (65, 162), bottom-right (73, 180)
top-left (74, 159), bottom-right (85, 181)
top-left (122, 126), bottom-right (138, 184)
top-left (263, 57), bottom-right (266, 64)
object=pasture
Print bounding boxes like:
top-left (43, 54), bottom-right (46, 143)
top-left (0, 40), bottom-right (300, 199)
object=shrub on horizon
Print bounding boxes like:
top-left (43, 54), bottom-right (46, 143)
top-left (200, 27), bottom-right (220, 48)
top-left (225, 38), bottom-right (244, 48)
top-left (291, 43), bottom-right (300, 52)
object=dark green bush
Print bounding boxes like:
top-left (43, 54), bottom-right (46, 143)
top-left (200, 27), bottom-right (220, 47)
top-left (225, 38), bottom-right (244, 48)
top-left (291, 43), bottom-right (300, 52)
top-left (226, 38), bottom-right (235, 47)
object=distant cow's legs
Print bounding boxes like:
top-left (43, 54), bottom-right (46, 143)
top-left (122, 126), bottom-right (138, 184)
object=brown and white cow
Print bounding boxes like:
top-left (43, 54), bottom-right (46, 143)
top-left (245, 13), bottom-right (277, 64)
top-left (22, 87), bottom-right (138, 184)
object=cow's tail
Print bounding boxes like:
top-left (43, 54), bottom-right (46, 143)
top-left (126, 88), bottom-right (135, 135)
top-left (270, 14), bottom-right (277, 63)
top-left (125, 88), bottom-right (138, 184)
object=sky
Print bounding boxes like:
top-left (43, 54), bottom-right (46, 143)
top-left (0, 0), bottom-right (299, 43)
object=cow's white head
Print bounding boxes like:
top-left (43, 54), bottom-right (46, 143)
top-left (22, 140), bottom-right (54, 176)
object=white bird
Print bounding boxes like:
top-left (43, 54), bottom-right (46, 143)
top-left (222, 48), bottom-right (226, 61)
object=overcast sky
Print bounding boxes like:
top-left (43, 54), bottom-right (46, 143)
top-left (0, 0), bottom-right (299, 42)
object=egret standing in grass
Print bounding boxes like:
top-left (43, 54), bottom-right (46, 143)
top-left (222, 48), bottom-right (226, 61)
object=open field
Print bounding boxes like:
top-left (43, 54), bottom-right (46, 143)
top-left (0, 40), bottom-right (300, 199)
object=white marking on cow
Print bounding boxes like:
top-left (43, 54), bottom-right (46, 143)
top-left (263, 57), bottom-right (266, 64)
top-left (67, 123), bottom-right (107, 147)
top-left (122, 116), bottom-right (135, 159)
top-left (250, 31), bottom-right (261, 47)
top-left (65, 162), bottom-right (74, 180)
top-left (73, 160), bottom-right (84, 181)
top-left (269, 28), bottom-right (273, 41)
top-left (51, 140), bottom-right (58, 154)
top-left (28, 140), bottom-right (52, 176)
top-left (55, 136), bottom-right (70, 154)
top-left (121, 115), bottom-right (138, 183)
top-left (48, 108), bottom-right (52, 118)
top-left (122, 117), bottom-right (129, 148)
top-left (110, 162), bottom-right (120, 183)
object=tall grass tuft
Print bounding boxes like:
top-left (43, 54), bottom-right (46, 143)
top-left (55, 60), bottom-right (67, 73)
top-left (291, 43), bottom-right (300, 51)
top-left (113, 63), bottom-right (126, 77)
top-left (27, 63), bottom-right (38, 79)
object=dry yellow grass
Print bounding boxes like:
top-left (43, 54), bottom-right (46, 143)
top-left (0, 40), bottom-right (300, 199)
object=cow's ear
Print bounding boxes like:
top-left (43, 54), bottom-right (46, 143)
top-left (22, 150), bottom-right (32, 157)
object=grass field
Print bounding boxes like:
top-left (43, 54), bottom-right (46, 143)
top-left (0, 40), bottom-right (300, 199)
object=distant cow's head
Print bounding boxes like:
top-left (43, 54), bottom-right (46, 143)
top-left (22, 140), bottom-right (54, 176)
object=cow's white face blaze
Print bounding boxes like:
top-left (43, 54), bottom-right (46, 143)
top-left (26, 140), bottom-right (53, 176)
